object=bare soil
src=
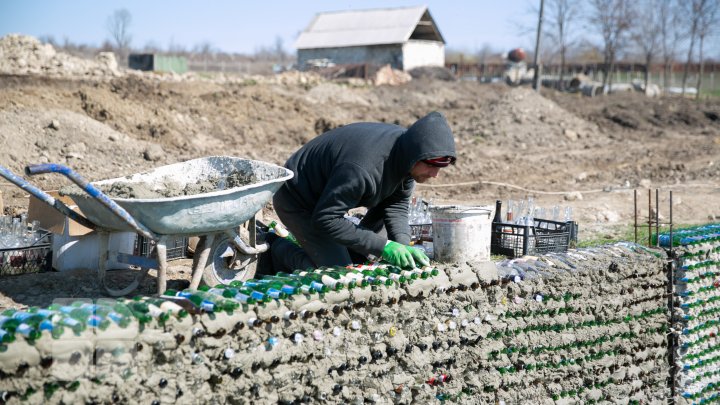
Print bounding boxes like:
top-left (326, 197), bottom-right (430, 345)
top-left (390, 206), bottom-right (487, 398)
top-left (1, 36), bottom-right (719, 310)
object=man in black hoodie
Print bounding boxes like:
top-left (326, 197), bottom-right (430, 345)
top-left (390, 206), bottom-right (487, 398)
top-left (269, 111), bottom-right (456, 273)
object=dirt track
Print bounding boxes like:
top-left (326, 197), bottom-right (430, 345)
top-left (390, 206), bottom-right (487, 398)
top-left (1, 35), bottom-right (719, 309)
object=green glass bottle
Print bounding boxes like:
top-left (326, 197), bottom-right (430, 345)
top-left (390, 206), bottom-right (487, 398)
top-left (330, 268), bottom-right (370, 288)
top-left (146, 298), bottom-right (190, 319)
top-left (262, 276), bottom-right (318, 294)
top-left (249, 279), bottom-right (300, 295)
top-left (292, 271), bottom-right (346, 291)
top-left (386, 265), bottom-right (419, 280)
top-left (241, 283), bottom-right (288, 300)
top-left (124, 301), bottom-right (152, 324)
top-left (0, 328), bottom-right (15, 343)
top-left (59, 315), bottom-right (85, 335)
top-left (0, 314), bottom-right (21, 333)
top-left (370, 267), bottom-right (407, 283)
top-left (234, 287), bottom-right (272, 303)
top-left (276, 272), bottom-right (331, 293)
top-left (310, 269), bottom-right (357, 289)
top-left (353, 269), bottom-right (393, 286)
top-left (208, 287), bottom-right (258, 305)
top-left (269, 221), bottom-right (300, 246)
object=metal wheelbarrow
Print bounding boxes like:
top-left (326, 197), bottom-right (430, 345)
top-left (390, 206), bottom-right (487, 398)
top-left (0, 156), bottom-right (293, 296)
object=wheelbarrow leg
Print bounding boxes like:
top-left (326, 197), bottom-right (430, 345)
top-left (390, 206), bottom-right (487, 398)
top-left (98, 231), bottom-right (151, 297)
top-left (189, 234), bottom-right (215, 291)
top-left (155, 235), bottom-right (169, 295)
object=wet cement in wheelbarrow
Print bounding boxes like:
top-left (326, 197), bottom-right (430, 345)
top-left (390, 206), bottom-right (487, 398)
top-left (62, 171), bottom-right (256, 199)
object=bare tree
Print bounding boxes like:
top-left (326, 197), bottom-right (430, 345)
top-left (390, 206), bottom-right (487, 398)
top-left (588, 0), bottom-right (634, 94)
top-left (167, 38), bottom-right (188, 55)
top-left (274, 36), bottom-right (287, 64)
top-left (543, 0), bottom-right (581, 90)
top-left (142, 41), bottom-right (163, 53)
top-left (106, 9), bottom-right (132, 65)
top-left (695, 0), bottom-right (719, 99)
top-left (193, 41), bottom-right (216, 56)
top-left (679, 0), bottom-right (706, 96)
top-left (658, 0), bottom-right (681, 90)
top-left (631, 0), bottom-right (662, 91)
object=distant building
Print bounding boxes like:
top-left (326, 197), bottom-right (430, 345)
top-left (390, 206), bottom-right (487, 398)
top-left (294, 6), bottom-right (445, 71)
top-left (128, 54), bottom-right (187, 74)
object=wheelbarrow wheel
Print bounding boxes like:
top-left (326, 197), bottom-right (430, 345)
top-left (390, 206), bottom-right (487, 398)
top-left (200, 232), bottom-right (258, 287)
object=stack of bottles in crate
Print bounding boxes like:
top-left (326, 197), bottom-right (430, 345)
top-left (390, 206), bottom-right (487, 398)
top-left (0, 214), bottom-right (51, 274)
top-left (491, 198), bottom-right (577, 258)
top-left (0, 214), bottom-right (45, 249)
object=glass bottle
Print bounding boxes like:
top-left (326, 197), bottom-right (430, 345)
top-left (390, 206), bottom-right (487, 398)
top-left (269, 221), bottom-right (300, 246)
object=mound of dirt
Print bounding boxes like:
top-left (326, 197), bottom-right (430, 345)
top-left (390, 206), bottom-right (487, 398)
top-left (0, 34), bottom-right (121, 78)
top-left (547, 91), bottom-right (720, 136)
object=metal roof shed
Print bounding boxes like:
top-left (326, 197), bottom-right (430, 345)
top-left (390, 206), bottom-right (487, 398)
top-left (294, 6), bottom-right (445, 71)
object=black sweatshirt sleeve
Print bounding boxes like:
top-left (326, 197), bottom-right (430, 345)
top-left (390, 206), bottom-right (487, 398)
top-left (310, 163), bottom-right (387, 257)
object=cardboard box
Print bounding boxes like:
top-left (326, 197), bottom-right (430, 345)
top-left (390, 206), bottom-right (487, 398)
top-left (27, 191), bottom-right (93, 236)
top-left (27, 190), bottom-right (135, 272)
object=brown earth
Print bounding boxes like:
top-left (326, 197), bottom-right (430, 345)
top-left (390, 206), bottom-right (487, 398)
top-left (1, 36), bottom-right (719, 310)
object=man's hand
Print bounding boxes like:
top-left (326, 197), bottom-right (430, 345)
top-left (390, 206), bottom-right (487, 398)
top-left (408, 246), bottom-right (430, 267)
top-left (382, 241), bottom-right (416, 268)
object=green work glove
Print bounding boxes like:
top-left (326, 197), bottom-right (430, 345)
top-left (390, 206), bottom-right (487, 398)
top-left (409, 246), bottom-right (430, 267)
top-left (382, 241), bottom-right (415, 268)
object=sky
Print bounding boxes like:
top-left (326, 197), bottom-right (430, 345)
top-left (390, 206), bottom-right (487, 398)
top-left (0, 1), bottom-right (539, 55)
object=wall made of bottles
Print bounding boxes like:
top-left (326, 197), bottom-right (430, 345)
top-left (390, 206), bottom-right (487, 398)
top-left (665, 224), bottom-right (720, 404)
top-left (0, 243), bottom-right (668, 404)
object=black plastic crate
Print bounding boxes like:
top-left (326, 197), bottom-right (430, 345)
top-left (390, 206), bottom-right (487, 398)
top-left (0, 243), bottom-right (52, 275)
top-left (134, 235), bottom-right (188, 260)
top-left (491, 218), bottom-right (577, 258)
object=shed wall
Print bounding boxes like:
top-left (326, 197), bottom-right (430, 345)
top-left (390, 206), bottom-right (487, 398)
top-left (298, 44), bottom-right (403, 70)
top-left (402, 40), bottom-right (445, 71)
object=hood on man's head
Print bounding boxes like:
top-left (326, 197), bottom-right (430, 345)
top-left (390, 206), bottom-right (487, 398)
top-left (394, 111), bottom-right (457, 173)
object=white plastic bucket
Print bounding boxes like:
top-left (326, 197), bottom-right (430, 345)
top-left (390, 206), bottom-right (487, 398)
top-left (429, 205), bottom-right (493, 263)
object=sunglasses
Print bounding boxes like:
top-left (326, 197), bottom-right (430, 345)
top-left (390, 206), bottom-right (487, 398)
top-left (422, 156), bottom-right (456, 167)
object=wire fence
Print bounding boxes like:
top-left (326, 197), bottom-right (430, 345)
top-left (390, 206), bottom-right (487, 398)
top-left (449, 62), bottom-right (720, 96)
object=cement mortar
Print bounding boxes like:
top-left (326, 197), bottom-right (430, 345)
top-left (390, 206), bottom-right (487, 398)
top-left (0, 244), bottom-right (669, 404)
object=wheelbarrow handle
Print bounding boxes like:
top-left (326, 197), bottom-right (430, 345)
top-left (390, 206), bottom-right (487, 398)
top-left (0, 164), bottom-right (97, 230)
top-left (25, 163), bottom-right (61, 176)
top-left (25, 163), bottom-right (159, 241)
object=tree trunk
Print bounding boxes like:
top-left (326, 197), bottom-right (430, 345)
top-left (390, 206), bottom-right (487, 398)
top-left (644, 53), bottom-right (651, 92)
top-left (681, 29), bottom-right (697, 96)
top-left (663, 59), bottom-right (671, 90)
top-left (695, 34), bottom-right (705, 100)
top-left (601, 51), bottom-right (611, 94)
top-left (559, 47), bottom-right (566, 91)
top-left (605, 51), bottom-right (616, 95)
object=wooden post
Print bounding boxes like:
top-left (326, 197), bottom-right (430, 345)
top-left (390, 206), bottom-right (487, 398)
top-left (532, 0), bottom-right (545, 93)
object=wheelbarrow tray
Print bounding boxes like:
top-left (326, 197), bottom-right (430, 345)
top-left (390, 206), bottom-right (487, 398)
top-left (62, 156), bottom-right (293, 236)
